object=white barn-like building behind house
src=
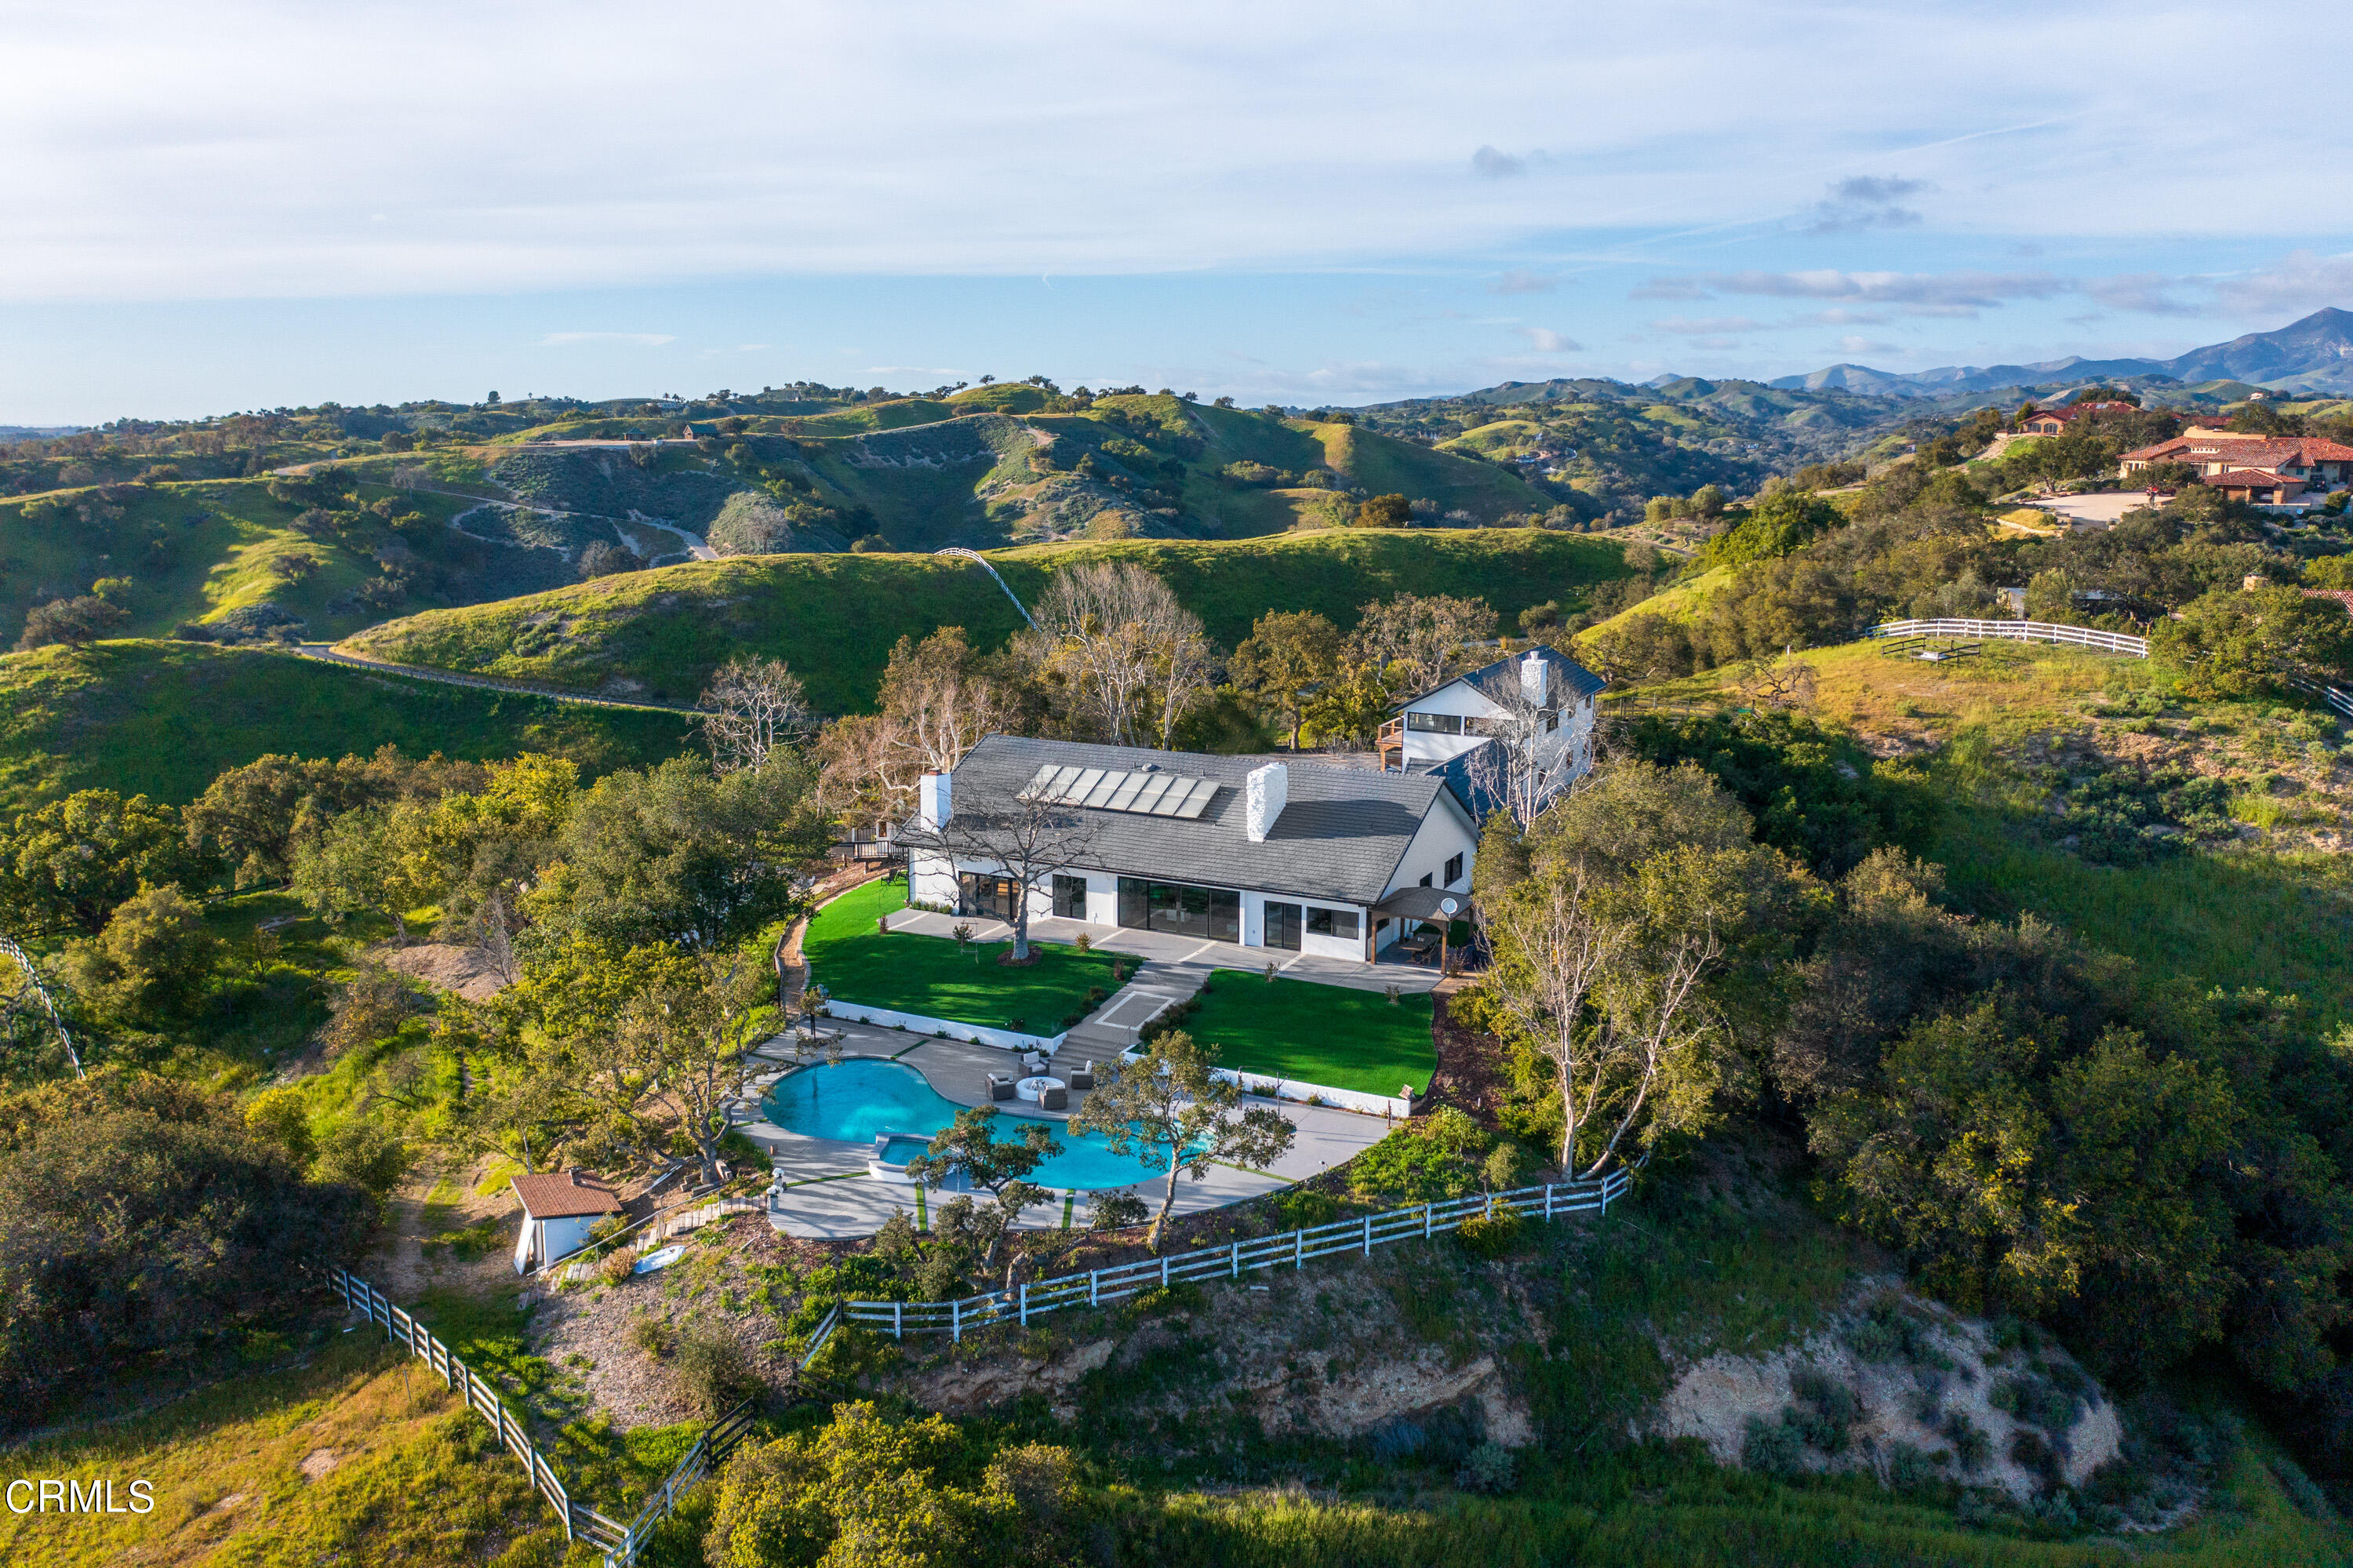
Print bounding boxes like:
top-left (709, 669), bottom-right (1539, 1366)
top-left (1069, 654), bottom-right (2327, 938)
top-left (907, 736), bottom-right (1482, 964)
top-left (1379, 644), bottom-right (1606, 809)
top-left (511, 1169), bottom-right (625, 1274)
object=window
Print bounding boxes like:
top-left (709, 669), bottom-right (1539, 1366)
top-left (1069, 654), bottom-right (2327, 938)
top-left (1053, 875), bottom-right (1089, 920)
top-left (1405, 711), bottom-right (1465, 735)
top-left (1305, 906), bottom-right (1359, 940)
top-left (1419, 873), bottom-right (1433, 888)
top-left (1545, 711), bottom-right (1560, 733)
top-left (1264, 901), bottom-right (1301, 951)
top-left (958, 873), bottom-right (1020, 922)
top-left (1444, 853), bottom-right (1464, 886)
top-left (1116, 876), bottom-right (1241, 942)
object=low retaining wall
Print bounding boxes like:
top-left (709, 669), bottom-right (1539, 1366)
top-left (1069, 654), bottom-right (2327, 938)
top-left (1115, 1043), bottom-right (1413, 1119)
top-left (823, 1001), bottom-right (1067, 1056)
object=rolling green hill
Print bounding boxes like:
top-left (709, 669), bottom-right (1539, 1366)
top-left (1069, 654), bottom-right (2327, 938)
top-left (344, 528), bottom-right (1633, 710)
top-left (0, 478), bottom-right (602, 649)
top-left (0, 639), bottom-right (692, 811)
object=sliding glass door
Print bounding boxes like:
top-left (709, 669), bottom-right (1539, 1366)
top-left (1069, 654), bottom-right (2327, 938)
top-left (1116, 877), bottom-right (1241, 943)
top-left (1264, 901), bottom-right (1302, 951)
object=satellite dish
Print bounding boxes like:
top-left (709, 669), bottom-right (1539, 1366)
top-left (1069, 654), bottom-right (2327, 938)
top-left (1438, 896), bottom-right (1460, 916)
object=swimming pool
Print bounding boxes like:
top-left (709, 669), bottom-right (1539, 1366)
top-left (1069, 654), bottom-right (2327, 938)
top-left (762, 1057), bottom-right (1170, 1191)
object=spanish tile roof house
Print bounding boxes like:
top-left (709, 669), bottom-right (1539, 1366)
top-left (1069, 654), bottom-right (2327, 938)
top-left (2120, 431), bottom-right (2353, 490)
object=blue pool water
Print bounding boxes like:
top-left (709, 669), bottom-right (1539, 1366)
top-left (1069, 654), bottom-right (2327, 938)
top-left (763, 1058), bottom-right (1169, 1191)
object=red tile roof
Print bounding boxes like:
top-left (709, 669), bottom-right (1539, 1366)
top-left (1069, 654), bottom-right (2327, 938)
top-left (2304, 589), bottom-right (2353, 617)
top-left (511, 1170), bottom-right (626, 1218)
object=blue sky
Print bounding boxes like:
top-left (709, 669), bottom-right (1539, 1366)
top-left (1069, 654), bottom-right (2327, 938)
top-left (5, 0), bottom-right (2350, 424)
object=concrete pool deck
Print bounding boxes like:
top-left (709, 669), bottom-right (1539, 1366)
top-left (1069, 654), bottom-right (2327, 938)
top-left (729, 1020), bottom-right (1398, 1240)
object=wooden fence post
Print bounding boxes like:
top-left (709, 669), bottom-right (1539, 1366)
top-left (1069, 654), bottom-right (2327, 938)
top-left (1230, 1239), bottom-right (1238, 1278)
top-left (1424, 1202), bottom-right (1432, 1239)
top-left (1362, 1215), bottom-right (1372, 1257)
top-left (1019, 1282), bottom-right (1029, 1328)
top-left (1295, 1228), bottom-right (1304, 1269)
top-left (951, 1297), bottom-right (961, 1344)
top-left (893, 1301), bottom-right (904, 1339)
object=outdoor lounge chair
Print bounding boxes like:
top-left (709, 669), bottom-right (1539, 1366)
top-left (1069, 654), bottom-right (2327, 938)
top-left (1068, 1062), bottom-right (1096, 1090)
top-left (1041, 1085), bottom-right (1067, 1111)
top-left (1021, 1050), bottom-right (1048, 1076)
top-left (987, 1074), bottom-right (1014, 1101)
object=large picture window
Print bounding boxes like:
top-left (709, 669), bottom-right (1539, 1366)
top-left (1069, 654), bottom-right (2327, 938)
top-left (1115, 876), bottom-right (1240, 943)
top-left (958, 873), bottom-right (1021, 922)
top-left (1305, 906), bottom-right (1359, 940)
top-left (1406, 711), bottom-right (1465, 735)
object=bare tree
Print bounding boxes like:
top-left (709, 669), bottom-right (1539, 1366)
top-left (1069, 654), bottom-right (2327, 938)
top-left (696, 655), bottom-right (809, 775)
top-left (816, 629), bottom-right (1010, 827)
top-left (1732, 654), bottom-right (1819, 711)
top-left (897, 780), bottom-right (1100, 963)
top-left (1458, 666), bottom-right (1593, 828)
top-left (1481, 762), bottom-right (1784, 1177)
top-left (1344, 593), bottom-right (1497, 697)
top-left (1020, 562), bottom-right (1214, 747)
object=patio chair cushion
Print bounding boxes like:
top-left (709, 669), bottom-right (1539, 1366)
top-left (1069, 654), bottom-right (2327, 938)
top-left (1041, 1085), bottom-right (1067, 1111)
top-left (987, 1075), bottom-right (1014, 1101)
top-left (1068, 1063), bottom-right (1095, 1090)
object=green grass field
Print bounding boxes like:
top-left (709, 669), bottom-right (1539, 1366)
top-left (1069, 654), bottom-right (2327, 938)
top-left (344, 529), bottom-right (1633, 711)
top-left (1185, 970), bottom-right (1436, 1096)
top-left (804, 878), bottom-right (1119, 1035)
top-left (0, 638), bottom-right (693, 812)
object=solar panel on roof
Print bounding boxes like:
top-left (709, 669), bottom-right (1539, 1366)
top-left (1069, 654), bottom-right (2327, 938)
top-left (1129, 773), bottom-right (1176, 812)
top-left (1173, 778), bottom-right (1217, 817)
top-left (1104, 773), bottom-right (1150, 810)
top-left (1081, 771), bottom-right (1122, 807)
top-left (1015, 761), bottom-right (1220, 817)
top-left (1060, 767), bottom-right (1105, 802)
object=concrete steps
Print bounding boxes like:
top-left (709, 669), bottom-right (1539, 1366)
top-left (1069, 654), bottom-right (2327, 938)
top-left (1060, 961), bottom-right (1207, 1060)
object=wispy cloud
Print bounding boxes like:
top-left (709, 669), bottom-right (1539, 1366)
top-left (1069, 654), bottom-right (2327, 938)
top-left (1519, 327), bottom-right (1580, 352)
top-left (1489, 269), bottom-right (1557, 294)
top-left (2213, 249), bottom-right (2353, 317)
top-left (1832, 334), bottom-right (1901, 356)
top-left (537, 331), bottom-right (675, 347)
top-left (1649, 315), bottom-right (1762, 335)
top-left (1802, 175), bottom-right (1929, 233)
top-left (1639, 269), bottom-right (2065, 313)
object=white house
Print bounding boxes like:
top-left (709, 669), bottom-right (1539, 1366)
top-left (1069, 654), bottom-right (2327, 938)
top-left (1377, 645), bottom-right (1606, 813)
top-left (511, 1169), bottom-right (626, 1274)
top-left (906, 736), bottom-right (1482, 962)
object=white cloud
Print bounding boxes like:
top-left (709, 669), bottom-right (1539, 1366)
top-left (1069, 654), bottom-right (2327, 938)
top-left (1802, 175), bottom-right (1929, 234)
top-left (1832, 335), bottom-right (1901, 356)
top-left (1519, 327), bottom-right (1581, 352)
top-left (1653, 269), bottom-right (2067, 307)
top-left (536, 331), bottom-right (675, 347)
top-left (5, 2), bottom-right (2348, 303)
top-left (2213, 249), bottom-right (2353, 317)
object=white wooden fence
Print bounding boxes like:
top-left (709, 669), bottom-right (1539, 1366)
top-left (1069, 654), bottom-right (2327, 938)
top-left (1867, 618), bottom-right (2150, 657)
top-left (1868, 617), bottom-right (2353, 720)
top-left (329, 1264), bottom-right (821, 1565)
top-left (838, 1169), bottom-right (1631, 1343)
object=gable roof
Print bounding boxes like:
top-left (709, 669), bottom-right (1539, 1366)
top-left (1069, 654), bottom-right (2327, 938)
top-left (2205, 468), bottom-right (2302, 490)
top-left (511, 1170), bottom-right (625, 1219)
top-left (1399, 644), bottom-right (1607, 711)
top-left (939, 735), bottom-right (1470, 906)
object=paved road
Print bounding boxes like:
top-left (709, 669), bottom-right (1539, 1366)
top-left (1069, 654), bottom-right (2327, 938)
top-left (293, 644), bottom-right (695, 715)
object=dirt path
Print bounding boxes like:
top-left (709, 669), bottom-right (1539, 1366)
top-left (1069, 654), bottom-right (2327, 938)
top-left (291, 643), bottom-right (696, 714)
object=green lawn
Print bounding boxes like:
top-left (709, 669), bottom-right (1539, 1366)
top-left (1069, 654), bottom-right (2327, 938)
top-left (803, 878), bottom-right (1119, 1035)
top-left (0, 638), bottom-right (693, 812)
top-left (1185, 970), bottom-right (1436, 1097)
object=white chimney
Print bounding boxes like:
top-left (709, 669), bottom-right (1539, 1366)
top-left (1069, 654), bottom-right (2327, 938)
top-left (1246, 762), bottom-right (1288, 843)
top-left (1520, 649), bottom-right (1549, 708)
top-left (918, 771), bottom-right (952, 831)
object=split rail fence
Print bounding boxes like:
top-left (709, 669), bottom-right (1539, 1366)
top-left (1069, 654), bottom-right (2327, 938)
top-left (328, 1265), bottom-right (795, 1565)
top-left (839, 1169), bottom-right (1631, 1342)
top-left (1867, 617), bottom-right (2353, 720)
top-left (1867, 617), bottom-right (2150, 657)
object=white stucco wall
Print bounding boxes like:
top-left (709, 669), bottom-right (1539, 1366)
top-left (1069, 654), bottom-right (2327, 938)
top-left (515, 1212), bottom-right (605, 1274)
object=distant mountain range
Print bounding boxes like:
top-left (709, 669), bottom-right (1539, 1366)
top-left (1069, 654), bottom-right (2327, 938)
top-left (1768, 307), bottom-right (2353, 399)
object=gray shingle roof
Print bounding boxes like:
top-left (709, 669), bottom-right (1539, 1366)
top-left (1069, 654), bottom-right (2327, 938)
top-left (1402, 643), bottom-right (1606, 708)
top-left (938, 735), bottom-right (1467, 907)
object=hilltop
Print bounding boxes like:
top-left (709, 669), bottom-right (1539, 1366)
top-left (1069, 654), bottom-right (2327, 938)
top-left (344, 528), bottom-right (1633, 710)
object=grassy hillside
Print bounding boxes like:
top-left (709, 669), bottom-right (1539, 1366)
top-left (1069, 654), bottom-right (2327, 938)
top-left (1307, 422), bottom-right (1557, 519)
top-left (1632, 638), bottom-right (2353, 1028)
top-left (344, 529), bottom-right (1633, 710)
top-left (1577, 564), bottom-right (1733, 645)
top-left (0, 639), bottom-right (693, 811)
top-left (0, 475), bottom-right (636, 649)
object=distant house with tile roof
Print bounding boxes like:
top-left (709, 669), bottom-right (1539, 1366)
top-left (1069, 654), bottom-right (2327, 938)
top-left (2017, 401), bottom-right (2138, 436)
top-left (511, 1169), bottom-right (624, 1273)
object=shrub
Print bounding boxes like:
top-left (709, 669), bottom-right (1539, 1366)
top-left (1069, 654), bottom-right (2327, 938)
top-left (631, 1316), bottom-right (675, 1359)
top-left (1886, 1442), bottom-right (1940, 1492)
top-left (1456, 1441), bottom-right (1518, 1493)
top-left (1087, 1189), bottom-right (1147, 1231)
top-left (1742, 1413), bottom-right (1805, 1475)
top-left (1276, 1188), bottom-right (1337, 1229)
top-left (1456, 1206), bottom-right (1523, 1258)
top-left (599, 1247), bottom-right (639, 1286)
top-left (670, 1319), bottom-right (761, 1417)
top-left (1784, 1367), bottom-right (1859, 1454)
top-left (1942, 1410), bottom-right (1991, 1472)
